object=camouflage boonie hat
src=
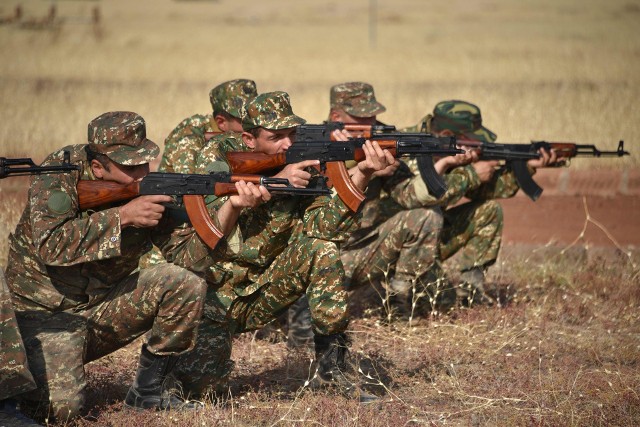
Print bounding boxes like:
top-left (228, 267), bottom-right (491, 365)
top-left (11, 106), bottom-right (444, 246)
top-left (330, 82), bottom-right (386, 118)
top-left (87, 111), bottom-right (159, 166)
top-left (432, 100), bottom-right (497, 143)
top-left (242, 91), bottom-right (306, 131)
top-left (209, 79), bottom-right (258, 119)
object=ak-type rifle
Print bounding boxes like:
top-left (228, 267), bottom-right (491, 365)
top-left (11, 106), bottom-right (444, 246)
top-left (295, 122), bottom-right (462, 199)
top-left (226, 127), bottom-right (463, 211)
top-left (464, 140), bottom-right (630, 201)
top-left (0, 151), bottom-right (80, 179)
top-left (77, 172), bottom-right (330, 249)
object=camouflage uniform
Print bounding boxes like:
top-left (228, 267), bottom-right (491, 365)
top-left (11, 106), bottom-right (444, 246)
top-left (141, 79), bottom-right (259, 268)
top-left (4, 112), bottom-right (209, 420)
top-left (158, 79), bottom-right (257, 174)
top-left (401, 101), bottom-right (521, 276)
top-left (329, 83), bottom-right (452, 313)
top-left (160, 92), bottom-right (361, 397)
top-left (0, 269), bottom-right (36, 401)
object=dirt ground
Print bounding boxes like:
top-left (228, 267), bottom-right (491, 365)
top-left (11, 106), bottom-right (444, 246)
top-left (499, 168), bottom-right (639, 248)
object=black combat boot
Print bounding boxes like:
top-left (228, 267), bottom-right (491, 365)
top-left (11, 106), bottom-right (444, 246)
top-left (124, 345), bottom-right (202, 411)
top-left (311, 333), bottom-right (378, 404)
top-left (0, 399), bottom-right (41, 426)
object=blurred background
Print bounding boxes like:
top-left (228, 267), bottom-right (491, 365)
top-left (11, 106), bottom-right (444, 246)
top-left (0, 0), bottom-right (638, 165)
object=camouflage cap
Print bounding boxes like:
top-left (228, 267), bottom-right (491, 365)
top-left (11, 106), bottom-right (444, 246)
top-left (242, 91), bottom-right (306, 131)
top-left (330, 82), bottom-right (386, 118)
top-left (87, 111), bottom-right (159, 166)
top-left (432, 100), bottom-right (497, 143)
top-left (209, 79), bottom-right (258, 119)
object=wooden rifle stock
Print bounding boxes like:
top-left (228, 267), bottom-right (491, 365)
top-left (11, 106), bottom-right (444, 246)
top-left (77, 179), bottom-right (228, 250)
top-left (226, 152), bottom-right (287, 174)
top-left (225, 151), bottom-right (365, 212)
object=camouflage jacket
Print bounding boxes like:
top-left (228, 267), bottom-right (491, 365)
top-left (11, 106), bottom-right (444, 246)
top-left (163, 132), bottom-right (361, 295)
top-left (158, 113), bottom-right (221, 173)
top-left (4, 145), bottom-right (223, 312)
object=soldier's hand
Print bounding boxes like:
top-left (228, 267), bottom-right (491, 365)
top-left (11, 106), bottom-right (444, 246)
top-left (273, 160), bottom-right (319, 188)
top-left (119, 195), bottom-right (173, 228)
top-left (472, 160), bottom-right (500, 183)
top-left (528, 148), bottom-right (560, 169)
top-left (229, 180), bottom-right (271, 208)
top-left (331, 129), bottom-right (351, 141)
top-left (357, 140), bottom-right (395, 177)
top-left (372, 159), bottom-right (400, 177)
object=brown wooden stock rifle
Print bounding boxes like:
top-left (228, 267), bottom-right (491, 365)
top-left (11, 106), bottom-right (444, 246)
top-left (77, 172), bottom-right (330, 249)
top-left (458, 140), bottom-right (630, 201)
top-left (225, 131), bottom-right (462, 211)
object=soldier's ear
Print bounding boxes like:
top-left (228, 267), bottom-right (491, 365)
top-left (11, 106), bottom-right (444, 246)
top-left (214, 114), bottom-right (227, 132)
top-left (91, 159), bottom-right (106, 178)
top-left (329, 109), bottom-right (341, 122)
top-left (242, 131), bottom-right (257, 149)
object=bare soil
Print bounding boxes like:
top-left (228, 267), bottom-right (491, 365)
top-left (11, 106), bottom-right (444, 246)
top-left (500, 168), bottom-right (639, 248)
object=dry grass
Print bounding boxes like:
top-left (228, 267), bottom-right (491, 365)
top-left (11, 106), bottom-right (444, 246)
top-left (47, 245), bottom-right (637, 426)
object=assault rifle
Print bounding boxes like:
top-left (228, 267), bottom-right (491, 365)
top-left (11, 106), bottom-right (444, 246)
top-left (207, 122), bottom-right (463, 199)
top-left (77, 172), bottom-right (330, 249)
top-left (0, 151), bottom-right (79, 179)
top-left (225, 130), bottom-right (463, 211)
top-left (462, 140), bottom-right (630, 201)
top-left (295, 122), bottom-right (461, 199)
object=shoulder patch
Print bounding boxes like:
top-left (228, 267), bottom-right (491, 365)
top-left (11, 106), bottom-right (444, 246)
top-left (47, 190), bottom-right (73, 214)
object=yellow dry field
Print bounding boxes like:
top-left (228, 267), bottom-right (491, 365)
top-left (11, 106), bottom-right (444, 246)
top-left (0, 0), bottom-right (638, 168)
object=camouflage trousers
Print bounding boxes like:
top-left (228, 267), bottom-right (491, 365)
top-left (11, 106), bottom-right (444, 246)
top-left (15, 263), bottom-right (206, 421)
top-left (440, 199), bottom-right (503, 271)
top-left (341, 207), bottom-right (444, 288)
top-left (0, 269), bottom-right (36, 401)
top-left (173, 235), bottom-right (348, 397)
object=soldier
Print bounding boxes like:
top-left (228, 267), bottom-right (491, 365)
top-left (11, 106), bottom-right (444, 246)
top-left (284, 82), bottom-right (455, 351)
top-left (161, 91), bottom-right (393, 403)
top-left (402, 100), bottom-right (559, 304)
top-left (159, 78), bottom-right (258, 174)
top-left (140, 79), bottom-right (259, 269)
top-left (3, 112), bottom-right (215, 421)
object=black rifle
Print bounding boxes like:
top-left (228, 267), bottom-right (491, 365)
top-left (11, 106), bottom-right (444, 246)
top-left (77, 172), bottom-right (331, 249)
top-left (0, 150), bottom-right (79, 179)
top-left (295, 122), bottom-right (463, 198)
top-left (466, 140), bottom-right (630, 201)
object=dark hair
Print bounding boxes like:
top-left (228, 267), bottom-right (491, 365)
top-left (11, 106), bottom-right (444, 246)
top-left (213, 110), bottom-right (236, 121)
top-left (84, 146), bottom-right (111, 171)
top-left (247, 127), bottom-right (263, 138)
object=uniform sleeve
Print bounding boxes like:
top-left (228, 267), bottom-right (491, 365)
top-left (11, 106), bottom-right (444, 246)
top-left (383, 162), bottom-right (482, 209)
top-left (299, 191), bottom-right (361, 242)
top-left (152, 209), bottom-right (234, 274)
top-left (29, 170), bottom-right (123, 266)
top-left (466, 166), bottom-right (524, 200)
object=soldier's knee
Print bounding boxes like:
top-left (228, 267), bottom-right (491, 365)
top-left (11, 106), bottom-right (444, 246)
top-left (156, 263), bottom-right (207, 297)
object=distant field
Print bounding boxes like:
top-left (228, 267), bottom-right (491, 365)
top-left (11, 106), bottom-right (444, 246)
top-left (0, 0), bottom-right (638, 168)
